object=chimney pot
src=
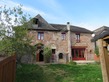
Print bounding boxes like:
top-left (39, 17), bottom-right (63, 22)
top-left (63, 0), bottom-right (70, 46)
top-left (67, 22), bottom-right (70, 31)
top-left (67, 22), bottom-right (70, 24)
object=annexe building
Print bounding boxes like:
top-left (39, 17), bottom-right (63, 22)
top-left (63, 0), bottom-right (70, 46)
top-left (91, 26), bottom-right (109, 82)
top-left (28, 14), bottom-right (94, 63)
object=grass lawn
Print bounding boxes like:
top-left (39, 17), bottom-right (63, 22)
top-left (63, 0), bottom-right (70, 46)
top-left (16, 63), bottom-right (103, 82)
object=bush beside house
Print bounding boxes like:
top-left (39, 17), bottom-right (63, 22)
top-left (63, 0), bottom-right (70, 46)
top-left (94, 46), bottom-right (100, 62)
top-left (43, 46), bottom-right (52, 63)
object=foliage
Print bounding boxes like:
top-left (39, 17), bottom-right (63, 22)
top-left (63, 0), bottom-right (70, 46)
top-left (68, 61), bottom-right (77, 65)
top-left (0, 38), bottom-right (13, 56)
top-left (34, 43), bottom-right (44, 51)
top-left (16, 64), bottom-right (103, 82)
top-left (0, 5), bottom-right (35, 63)
top-left (43, 46), bottom-right (52, 63)
top-left (94, 46), bottom-right (99, 56)
top-left (16, 64), bottom-right (44, 82)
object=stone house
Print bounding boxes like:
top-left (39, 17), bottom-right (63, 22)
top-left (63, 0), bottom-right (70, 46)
top-left (28, 14), bottom-right (94, 63)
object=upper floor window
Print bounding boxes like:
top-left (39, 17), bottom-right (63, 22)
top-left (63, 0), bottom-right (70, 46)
top-left (33, 18), bottom-right (39, 24)
top-left (38, 32), bottom-right (44, 40)
top-left (76, 33), bottom-right (80, 42)
top-left (61, 33), bottom-right (66, 40)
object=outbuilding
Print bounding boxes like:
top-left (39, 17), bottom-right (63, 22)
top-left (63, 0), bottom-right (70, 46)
top-left (92, 26), bottom-right (109, 82)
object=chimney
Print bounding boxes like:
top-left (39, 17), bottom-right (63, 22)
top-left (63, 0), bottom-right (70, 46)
top-left (67, 22), bottom-right (70, 31)
top-left (67, 22), bottom-right (72, 62)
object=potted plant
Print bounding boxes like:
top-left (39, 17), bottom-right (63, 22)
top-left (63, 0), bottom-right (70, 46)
top-left (94, 46), bottom-right (100, 62)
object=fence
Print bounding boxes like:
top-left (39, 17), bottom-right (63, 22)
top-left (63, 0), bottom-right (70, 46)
top-left (0, 55), bottom-right (16, 82)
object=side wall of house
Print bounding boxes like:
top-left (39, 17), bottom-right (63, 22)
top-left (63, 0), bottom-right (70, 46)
top-left (71, 33), bottom-right (94, 60)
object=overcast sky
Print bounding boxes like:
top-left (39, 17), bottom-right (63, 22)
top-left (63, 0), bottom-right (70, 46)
top-left (1, 0), bottom-right (109, 31)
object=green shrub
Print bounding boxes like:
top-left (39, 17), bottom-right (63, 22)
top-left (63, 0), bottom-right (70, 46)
top-left (94, 46), bottom-right (99, 56)
top-left (43, 46), bottom-right (52, 63)
top-left (68, 61), bottom-right (77, 65)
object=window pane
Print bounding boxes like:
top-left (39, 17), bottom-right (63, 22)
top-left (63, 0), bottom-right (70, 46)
top-left (75, 50), bottom-right (78, 58)
top-left (38, 32), bottom-right (44, 40)
top-left (76, 34), bottom-right (80, 42)
top-left (81, 49), bottom-right (85, 58)
top-left (38, 33), bottom-right (41, 40)
top-left (61, 33), bottom-right (66, 40)
top-left (41, 34), bottom-right (43, 40)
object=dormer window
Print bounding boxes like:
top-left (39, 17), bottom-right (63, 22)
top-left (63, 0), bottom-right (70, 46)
top-left (33, 18), bottom-right (39, 24)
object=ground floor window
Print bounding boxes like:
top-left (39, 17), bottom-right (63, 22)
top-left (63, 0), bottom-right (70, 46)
top-left (59, 53), bottom-right (63, 59)
top-left (52, 49), bottom-right (56, 54)
top-left (72, 48), bottom-right (85, 60)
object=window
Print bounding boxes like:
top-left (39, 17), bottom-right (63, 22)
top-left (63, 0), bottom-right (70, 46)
top-left (72, 48), bottom-right (85, 60)
top-left (38, 32), bottom-right (44, 40)
top-left (33, 18), bottom-right (39, 24)
top-left (52, 49), bottom-right (56, 54)
top-left (59, 53), bottom-right (63, 59)
top-left (61, 33), bottom-right (66, 40)
top-left (76, 33), bottom-right (80, 42)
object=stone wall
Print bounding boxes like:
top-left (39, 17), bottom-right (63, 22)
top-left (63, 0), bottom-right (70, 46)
top-left (29, 30), bottom-right (68, 51)
top-left (28, 30), bottom-right (94, 62)
top-left (28, 30), bottom-right (69, 63)
top-left (71, 33), bottom-right (94, 60)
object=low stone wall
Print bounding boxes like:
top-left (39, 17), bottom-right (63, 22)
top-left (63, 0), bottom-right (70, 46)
top-left (21, 55), bottom-right (34, 64)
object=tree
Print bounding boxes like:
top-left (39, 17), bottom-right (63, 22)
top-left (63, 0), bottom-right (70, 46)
top-left (0, 5), bottom-right (35, 64)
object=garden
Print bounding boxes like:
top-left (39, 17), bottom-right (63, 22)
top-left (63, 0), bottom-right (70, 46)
top-left (16, 63), bottom-right (103, 82)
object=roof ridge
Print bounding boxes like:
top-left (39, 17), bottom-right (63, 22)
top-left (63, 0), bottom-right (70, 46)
top-left (50, 23), bottom-right (66, 26)
top-left (50, 23), bottom-right (91, 30)
top-left (94, 26), bottom-right (109, 32)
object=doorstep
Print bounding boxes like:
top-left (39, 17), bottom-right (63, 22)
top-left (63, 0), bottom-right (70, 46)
top-left (74, 60), bottom-right (95, 64)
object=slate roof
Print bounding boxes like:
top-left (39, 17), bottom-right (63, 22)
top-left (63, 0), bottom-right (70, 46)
top-left (92, 26), bottom-right (109, 41)
top-left (30, 14), bottom-right (92, 33)
top-left (50, 24), bottom-right (92, 33)
top-left (30, 14), bottom-right (58, 31)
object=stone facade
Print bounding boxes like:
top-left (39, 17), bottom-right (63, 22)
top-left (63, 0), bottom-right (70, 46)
top-left (28, 30), bottom-right (69, 63)
top-left (28, 29), bottom-right (94, 63)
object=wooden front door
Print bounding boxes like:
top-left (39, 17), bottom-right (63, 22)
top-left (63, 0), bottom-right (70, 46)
top-left (39, 50), bottom-right (44, 61)
top-left (72, 48), bottom-right (86, 60)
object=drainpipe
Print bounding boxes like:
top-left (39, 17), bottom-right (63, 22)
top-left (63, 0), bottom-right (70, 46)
top-left (67, 22), bottom-right (72, 62)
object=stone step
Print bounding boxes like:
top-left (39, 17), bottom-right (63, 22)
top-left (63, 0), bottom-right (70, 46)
top-left (74, 60), bottom-right (95, 64)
